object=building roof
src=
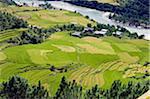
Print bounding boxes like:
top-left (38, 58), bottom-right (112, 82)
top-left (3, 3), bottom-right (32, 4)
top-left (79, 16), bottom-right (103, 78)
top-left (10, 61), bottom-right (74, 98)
top-left (101, 29), bottom-right (107, 32)
top-left (113, 31), bottom-right (122, 35)
top-left (94, 31), bottom-right (105, 35)
top-left (116, 31), bottom-right (122, 35)
top-left (72, 32), bottom-right (81, 36)
top-left (84, 27), bottom-right (94, 31)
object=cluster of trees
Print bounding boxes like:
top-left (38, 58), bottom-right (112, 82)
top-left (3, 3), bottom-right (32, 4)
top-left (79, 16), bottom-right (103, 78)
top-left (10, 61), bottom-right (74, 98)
top-left (66, 0), bottom-right (149, 28)
top-left (1, 76), bottom-right (149, 99)
top-left (55, 77), bottom-right (150, 99)
top-left (7, 22), bottom-right (144, 45)
top-left (56, 24), bottom-right (84, 31)
top-left (0, 76), bottom-right (49, 99)
top-left (95, 23), bottom-right (143, 39)
top-left (7, 24), bottom-right (84, 45)
top-left (7, 26), bottom-right (56, 45)
top-left (109, 0), bottom-right (149, 28)
top-left (0, 0), bottom-right (16, 5)
top-left (79, 23), bottom-right (144, 39)
top-left (0, 12), bottom-right (28, 31)
top-left (39, 2), bottom-right (53, 9)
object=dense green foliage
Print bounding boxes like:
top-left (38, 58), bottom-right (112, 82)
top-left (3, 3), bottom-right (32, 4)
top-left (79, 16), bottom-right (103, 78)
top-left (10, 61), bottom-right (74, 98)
top-left (1, 76), bottom-right (149, 99)
top-left (39, 2), bottom-right (53, 9)
top-left (0, 0), bottom-right (16, 5)
top-left (7, 22), bottom-right (144, 45)
top-left (110, 0), bottom-right (149, 27)
top-left (0, 12), bottom-right (28, 31)
top-left (8, 26), bottom-right (56, 45)
top-left (7, 24), bottom-right (84, 45)
top-left (54, 77), bottom-right (150, 99)
top-left (0, 76), bottom-right (49, 99)
top-left (66, 0), bottom-right (149, 28)
top-left (54, 77), bottom-right (83, 99)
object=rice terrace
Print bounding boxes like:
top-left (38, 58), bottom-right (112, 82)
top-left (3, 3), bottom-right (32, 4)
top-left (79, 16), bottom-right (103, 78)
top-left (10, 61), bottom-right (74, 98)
top-left (0, 0), bottom-right (150, 99)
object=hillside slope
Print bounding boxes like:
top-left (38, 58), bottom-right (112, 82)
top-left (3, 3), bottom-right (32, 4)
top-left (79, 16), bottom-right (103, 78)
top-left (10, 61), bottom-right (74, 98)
top-left (0, 0), bottom-right (16, 5)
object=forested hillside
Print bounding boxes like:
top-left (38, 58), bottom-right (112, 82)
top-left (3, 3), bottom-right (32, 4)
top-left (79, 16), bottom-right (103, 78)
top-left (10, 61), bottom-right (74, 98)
top-left (0, 12), bottom-right (28, 31)
top-left (66, 0), bottom-right (149, 28)
top-left (111, 0), bottom-right (149, 27)
top-left (0, 0), bottom-right (16, 5)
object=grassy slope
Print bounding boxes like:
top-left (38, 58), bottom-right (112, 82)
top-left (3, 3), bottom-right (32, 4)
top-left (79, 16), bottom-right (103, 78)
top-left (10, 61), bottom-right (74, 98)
top-left (0, 5), bottom-right (149, 95)
top-left (1, 31), bottom-right (149, 95)
top-left (0, 6), bottom-right (93, 28)
top-left (16, 10), bottom-right (93, 28)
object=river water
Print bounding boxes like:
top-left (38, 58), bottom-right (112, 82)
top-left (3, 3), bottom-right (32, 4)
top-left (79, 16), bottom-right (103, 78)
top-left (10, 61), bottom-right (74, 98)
top-left (13, 0), bottom-right (150, 40)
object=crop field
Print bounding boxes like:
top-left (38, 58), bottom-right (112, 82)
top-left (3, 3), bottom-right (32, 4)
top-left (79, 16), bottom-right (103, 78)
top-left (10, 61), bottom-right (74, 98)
top-left (0, 5), bottom-right (40, 13)
top-left (0, 5), bottom-right (149, 96)
top-left (0, 5), bottom-right (93, 28)
top-left (0, 6), bottom-right (93, 28)
top-left (0, 31), bottom-right (149, 95)
top-left (0, 29), bottom-right (26, 42)
top-left (17, 10), bottom-right (93, 28)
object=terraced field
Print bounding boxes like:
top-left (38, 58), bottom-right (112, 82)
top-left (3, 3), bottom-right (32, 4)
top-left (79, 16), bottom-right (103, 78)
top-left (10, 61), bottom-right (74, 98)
top-left (0, 29), bottom-right (26, 42)
top-left (0, 6), bottom-right (93, 28)
top-left (0, 31), bottom-right (149, 95)
top-left (0, 5), bottom-right (149, 96)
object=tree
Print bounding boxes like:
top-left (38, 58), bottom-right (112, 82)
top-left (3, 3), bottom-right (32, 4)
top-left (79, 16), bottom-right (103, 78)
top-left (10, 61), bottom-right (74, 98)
top-left (85, 85), bottom-right (103, 99)
top-left (106, 30), bottom-right (113, 36)
top-left (0, 76), bottom-right (30, 99)
top-left (0, 76), bottom-right (49, 99)
top-left (67, 0), bottom-right (149, 27)
top-left (54, 77), bottom-right (83, 99)
top-left (39, 3), bottom-right (53, 9)
top-left (87, 23), bottom-right (92, 27)
top-left (29, 81), bottom-right (49, 99)
top-left (130, 32), bottom-right (138, 39)
top-left (138, 35), bottom-right (145, 39)
top-left (0, 12), bottom-right (28, 31)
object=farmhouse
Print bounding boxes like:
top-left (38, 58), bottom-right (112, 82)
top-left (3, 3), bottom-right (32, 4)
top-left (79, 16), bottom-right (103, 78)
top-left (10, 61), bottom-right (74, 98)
top-left (112, 31), bottom-right (122, 37)
top-left (83, 27), bottom-right (94, 33)
top-left (116, 31), bottom-right (122, 35)
top-left (100, 29), bottom-right (107, 34)
top-left (72, 28), bottom-right (108, 37)
top-left (93, 30), bottom-right (106, 37)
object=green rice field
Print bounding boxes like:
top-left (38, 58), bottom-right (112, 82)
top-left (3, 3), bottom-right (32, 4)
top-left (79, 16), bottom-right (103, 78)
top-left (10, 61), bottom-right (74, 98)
top-left (0, 5), bottom-right (149, 96)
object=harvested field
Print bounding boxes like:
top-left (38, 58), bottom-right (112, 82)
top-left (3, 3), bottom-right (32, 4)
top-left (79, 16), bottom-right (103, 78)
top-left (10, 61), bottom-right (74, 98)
top-left (27, 49), bottom-right (53, 64)
top-left (76, 43), bottom-right (115, 54)
top-left (52, 44), bottom-right (76, 52)
top-left (82, 37), bottom-right (103, 44)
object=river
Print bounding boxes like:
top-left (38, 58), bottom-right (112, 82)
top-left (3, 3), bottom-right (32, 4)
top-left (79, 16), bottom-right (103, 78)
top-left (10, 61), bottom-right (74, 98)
top-left (13, 0), bottom-right (150, 40)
